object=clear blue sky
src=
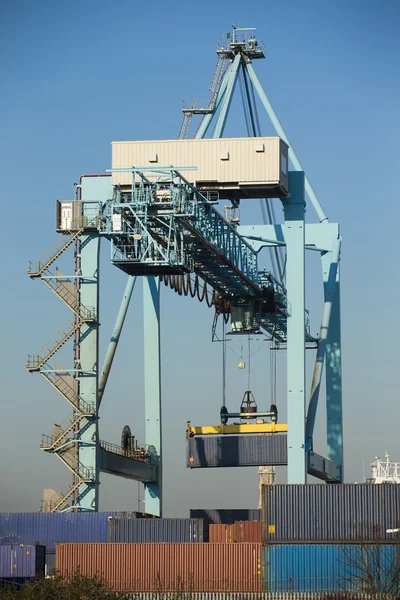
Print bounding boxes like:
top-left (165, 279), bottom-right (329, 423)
top-left (0, 0), bottom-right (399, 515)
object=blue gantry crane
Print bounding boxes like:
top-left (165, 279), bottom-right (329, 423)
top-left (27, 26), bottom-right (342, 515)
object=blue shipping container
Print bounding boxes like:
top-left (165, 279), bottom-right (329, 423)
top-left (0, 545), bottom-right (45, 579)
top-left (109, 518), bottom-right (203, 542)
top-left (0, 512), bottom-right (138, 552)
top-left (264, 544), bottom-right (399, 592)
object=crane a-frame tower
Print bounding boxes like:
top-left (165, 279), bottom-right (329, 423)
top-left (27, 26), bottom-right (342, 515)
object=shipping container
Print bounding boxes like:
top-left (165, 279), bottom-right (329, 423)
top-left (264, 544), bottom-right (399, 593)
top-left (56, 543), bottom-right (263, 592)
top-left (0, 544), bottom-right (45, 579)
top-left (112, 137), bottom-right (289, 199)
top-left (264, 484), bottom-right (400, 543)
top-left (209, 523), bottom-right (262, 544)
top-left (190, 510), bottom-right (261, 543)
top-left (187, 435), bottom-right (287, 468)
top-left (0, 512), bottom-right (141, 552)
top-left (234, 522), bottom-right (262, 543)
top-left (209, 524), bottom-right (235, 543)
top-left (109, 518), bottom-right (203, 543)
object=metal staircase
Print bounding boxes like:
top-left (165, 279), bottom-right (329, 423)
top-left (27, 225), bottom-right (99, 512)
top-left (27, 229), bottom-right (84, 277)
top-left (41, 412), bottom-right (93, 451)
top-left (40, 365), bottom-right (94, 413)
top-left (210, 55), bottom-right (228, 96)
top-left (26, 317), bottom-right (93, 371)
top-left (41, 269), bottom-right (82, 315)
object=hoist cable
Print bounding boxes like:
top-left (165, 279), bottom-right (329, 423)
top-left (222, 318), bottom-right (226, 408)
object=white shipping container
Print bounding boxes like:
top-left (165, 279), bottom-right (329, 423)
top-left (112, 137), bottom-right (289, 199)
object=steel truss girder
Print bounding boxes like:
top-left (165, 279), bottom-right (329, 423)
top-left (102, 171), bottom-right (289, 340)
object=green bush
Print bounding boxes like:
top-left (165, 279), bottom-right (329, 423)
top-left (0, 572), bottom-right (118, 599)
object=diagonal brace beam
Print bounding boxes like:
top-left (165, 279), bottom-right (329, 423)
top-left (244, 61), bottom-right (328, 224)
top-left (98, 276), bottom-right (136, 405)
top-left (213, 53), bottom-right (242, 138)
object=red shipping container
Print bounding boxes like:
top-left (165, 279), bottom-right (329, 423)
top-left (234, 521), bottom-right (262, 543)
top-left (56, 542), bottom-right (263, 592)
top-left (209, 524), bottom-right (235, 543)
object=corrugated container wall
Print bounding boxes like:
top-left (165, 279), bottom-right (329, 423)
top-left (234, 521), bottom-right (262, 543)
top-left (111, 137), bottom-right (289, 198)
top-left (0, 545), bottom-right (45, 579)
top-left (0, 512), bottom-right (140, 552)
top-left (264, 544), bottom-right (399, 593)
top-left (209, 524), bottom-right (235, 543)
top-left (264, 484), bottom-right (400, 543)
top-left (109, 518), bottom-right (203, 543)
top-left (56, 543), bottom-right (263, 593)
top-left (187, 435), bottom-right (287, 468)
top-left (209, 522), bottom-right (262, 543)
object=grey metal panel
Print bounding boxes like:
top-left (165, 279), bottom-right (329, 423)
top-left (108, 518), bottom-right (203, 543)
top-left (100, 448), bottom-right (157, 482)
top-left (187, 435), bottom-right (287, 468)
top-left (264, 484), bottom-right (400, 543)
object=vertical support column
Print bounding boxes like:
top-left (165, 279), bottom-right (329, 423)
top-left (143, 276), bottom-right (162, 516)
top-left (283, 171), bottom-right (306, 483)
top-left (324, 260), bottom-right (343, 479)
top-left (77, 230), bottom-right (100, 510)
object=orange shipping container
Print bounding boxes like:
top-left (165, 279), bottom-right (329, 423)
top-left (209, 524), bottom-right (235, 543)
top-left (234, 521), bottom-right (262, 543)
top-left (56, 542), bottom-right (263, 593)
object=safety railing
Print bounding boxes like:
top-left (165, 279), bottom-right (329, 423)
top-left (27, 228), bottom-right (84, 277)
top-left (100, 439), bottom-right (150, 462)
top-left (39, 366), bottom-right (95, 413)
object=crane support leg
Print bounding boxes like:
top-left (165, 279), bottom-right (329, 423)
top-left (283, 172), bottom-right (306, 483)
top-left (143, 276), bottom-right (162, 516)
top-left (324, 258), bottom-right (343, 479)
top-left (305, 238), bottom-right (341, 451)
top-left (77, 231), bottom-right (100, 510)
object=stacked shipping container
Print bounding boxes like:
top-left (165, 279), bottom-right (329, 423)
top-left (209, 522), bottom-right (262, 543)
top-left (56, 542), bottom-right (263, 592)
top-left (0, 511), bottom-right (147, 574)
top-left (190, 509), bottom-right (261, 542)
top-left (108, 518), bottom-right (204, 543)
top-left (0, 545), bottom-right (45, 585)
top-left (264, 484), bottom-right (400, 543)
top-left (262, 484), bottom-right (400, 592)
